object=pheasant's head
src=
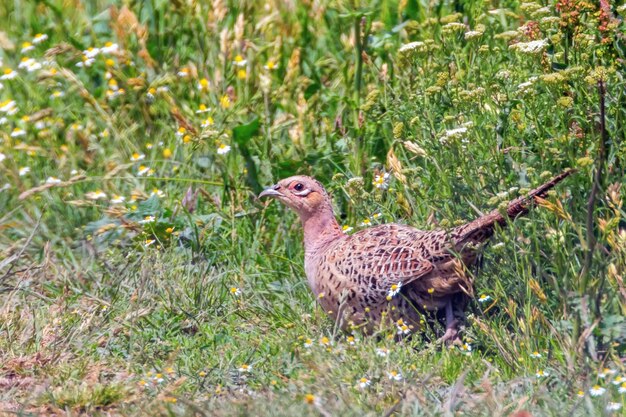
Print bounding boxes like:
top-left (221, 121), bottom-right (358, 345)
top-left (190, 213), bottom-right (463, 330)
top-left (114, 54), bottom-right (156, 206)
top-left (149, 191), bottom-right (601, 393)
top-left (258, 175), bottom-right (332, 220)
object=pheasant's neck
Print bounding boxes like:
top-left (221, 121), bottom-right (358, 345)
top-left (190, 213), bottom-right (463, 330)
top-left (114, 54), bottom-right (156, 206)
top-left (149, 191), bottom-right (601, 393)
top-left (301, 207), bottom-right (343, 253)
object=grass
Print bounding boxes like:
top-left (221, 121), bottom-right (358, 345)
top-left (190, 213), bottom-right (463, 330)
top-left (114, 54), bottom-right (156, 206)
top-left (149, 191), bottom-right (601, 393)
top-left (1, 0), bottom-right (626, 415)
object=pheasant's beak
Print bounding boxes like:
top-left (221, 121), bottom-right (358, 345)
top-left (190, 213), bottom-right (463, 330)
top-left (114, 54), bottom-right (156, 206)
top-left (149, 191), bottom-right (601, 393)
top-left (258, 185), bottom-right (284, 199)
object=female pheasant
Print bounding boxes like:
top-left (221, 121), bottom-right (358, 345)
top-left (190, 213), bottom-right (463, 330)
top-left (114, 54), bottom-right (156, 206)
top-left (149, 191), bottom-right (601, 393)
top-left (259, 170), bottom-right (573, 341)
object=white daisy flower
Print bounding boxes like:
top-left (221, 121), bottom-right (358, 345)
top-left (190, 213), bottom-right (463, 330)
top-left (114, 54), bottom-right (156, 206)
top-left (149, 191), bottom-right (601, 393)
top-left (387, 282), bottom-right (402, 299)
top-left (238, 364), bottom-right (252, 373)
top-left (18, 166), bottom-right (30, 176)
top-left (101, 42), bottom-right (119, 54)
top-left (232, 55), bottom-right (247, 67)
top-left (130, 152), bottom-right (145, 162)
top-left (217, 143), bottom-right (231, 155)
top-left (376, 347), bottom-right (389, 357)
top-left (478, 294), bottom-right (492, 303)
top-left (10, 128), bottom-right (25, 138)
top-left (32, 33), bottom-right (48, 44)
top-left (138, 216), bottom-right (156, 224)
top-left (86, 190), bottom-right (107, 200)
top-left (110, 195), bottom-right (125, 204)
top-left (357, 377), bottom-right (370, 389)
top-left (1, 69), bottom-right (17, 80)
top-left (607, 402), bottom-right (622, 411)
top-left (83, 47), bottom-right (100, 58)
top-left (45, 177), bottom-right (62, 184)
top-left (21, 42), bottom-right (35, 53)
top-left (589, 385), bottom-right (606, 397)
top-left (387, 371), bottom-right (403, 381)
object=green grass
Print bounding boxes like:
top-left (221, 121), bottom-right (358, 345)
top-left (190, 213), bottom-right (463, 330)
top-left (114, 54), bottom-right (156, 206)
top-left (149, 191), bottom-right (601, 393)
top-left (1, 0), bottom-right (626, 415)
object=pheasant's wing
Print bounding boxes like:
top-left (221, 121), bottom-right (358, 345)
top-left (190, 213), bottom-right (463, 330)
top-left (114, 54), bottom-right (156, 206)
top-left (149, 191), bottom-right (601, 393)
top-left (323, 224), bottom-right (443, 305)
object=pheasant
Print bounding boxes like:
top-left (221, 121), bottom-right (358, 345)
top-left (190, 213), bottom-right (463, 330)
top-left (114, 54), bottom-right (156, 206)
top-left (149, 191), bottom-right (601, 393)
top-left (259, 170), bottom-right (573, 341)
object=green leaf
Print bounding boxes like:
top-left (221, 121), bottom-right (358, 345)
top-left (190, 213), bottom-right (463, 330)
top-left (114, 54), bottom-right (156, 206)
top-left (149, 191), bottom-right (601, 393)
top-left (232, 117), bottom-right (260, 145)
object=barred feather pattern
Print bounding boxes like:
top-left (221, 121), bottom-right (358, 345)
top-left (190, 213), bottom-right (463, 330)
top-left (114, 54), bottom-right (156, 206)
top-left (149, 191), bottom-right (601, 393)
top-left (266, 170), bottom-right (574, 334)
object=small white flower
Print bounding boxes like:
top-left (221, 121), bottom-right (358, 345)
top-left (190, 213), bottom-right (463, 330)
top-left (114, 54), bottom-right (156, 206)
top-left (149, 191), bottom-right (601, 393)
top-left (137, 165), bottom-right (152, 176)
top-left (599, 368), bottom-right (617, 378)
top-left (230, 287), bottom-right (241, 296)
top-left (76, 57), bottom-right (95, 68)
top-left (0, 152), bottom-right (5, 162)
top-left (303, 338), bottom-right (313, 348)
top-left (478, 294), bottom-right (491, 303)
top-left (459, 343), bottom-right (472, 355)
top-left (464, 30), bottom-right (483, 40)
top-left (342, 225), bottom-right (353, 234)
top-left (357, 377), bottom-right (370, 389)
top-left (21, 42), bottom-right (35, 53)
top-left (589, 385), bottom-right (606, 397)
top-left (387, 281), bottom-right (402, 299)
top-left (612, 376), bottom-right (625, 385)
top-left (618, 382), bottom-right (626, 394)
top-left (101, 42), bottom-right (119, 54)
top-left (530, 351), bottom-right (542, 359)
top-left (50, 90), bottom-right (65, 99)
top-left (360, 218), bottom-right (372, 227)
top-left (607, 402), bottom-right (622, 412)
top-left (11, 128), bottom-right (26, 137)
top-left (509, 39), bottom-right (548, 54)
top-left (45, 177), bottom-right (62, 184)
top-left (201, 117), bottom-right (214, 128)
top-left (1, 69), bottom-right (17, 80)
top-left (376, 347), bottom-right (389, 357)
top-left (387, 371), bottom-right (403, 381)
top-left (110, 195), bottom-right (126, 204)
top-left (372, 172), bottom-right (390, 189)
top-left (517, 76), bottom-right (539, 93)
top-left (138, 215), bottom-right (156, 224)
top-left (26, 61), bottom-right (42, 72)
top-left (150, 189), bottom-right (165, 198)
top-left (144, 239), bottom-right (156, 247)
top-left (83, 47), bottom-right (100, 58)
top-left (396, 324), bottom-right (411, 335)
top-left (32, 33), bottom-right (48, 44)
top-left (398, 41), bottom-right (426, 54)
top-left (86, 190), bottom-right (107, 200)
top-left (196, 104), bottom-right (211, 114)
top-left (177, 68), bottom-right (189, 78)
top-left (217, 143), bottom-right (231, 155)
top-left (535, 370), bottom-right (548, 378)
top-left (232, 55), bottom-right (247, 67)
top-left (238, 364), bottom-right (252, 373)
top-left (18, 167), bottom-right (31, 176)
top-left (440, 127), bottom-right (468, 144)
top-left (0, 100), bottom-right (17, 114)
top-left (130, 152), bottom-right (145, 162)
top-left (0, 183), bottom-right (10, 191)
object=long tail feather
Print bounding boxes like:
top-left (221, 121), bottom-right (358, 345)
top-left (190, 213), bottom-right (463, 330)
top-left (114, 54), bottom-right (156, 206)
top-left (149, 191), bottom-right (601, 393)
top-left (452, 169), bottom-right (576, 247)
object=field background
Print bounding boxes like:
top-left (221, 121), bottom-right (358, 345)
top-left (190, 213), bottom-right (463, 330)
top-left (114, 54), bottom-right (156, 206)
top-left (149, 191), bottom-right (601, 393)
top-left (1, 0), bottom-right (625, 415)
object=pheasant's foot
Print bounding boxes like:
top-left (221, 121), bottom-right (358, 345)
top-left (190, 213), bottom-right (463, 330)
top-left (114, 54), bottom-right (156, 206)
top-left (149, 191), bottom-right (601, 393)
top-left (437, 319), bottom-right (461, 345)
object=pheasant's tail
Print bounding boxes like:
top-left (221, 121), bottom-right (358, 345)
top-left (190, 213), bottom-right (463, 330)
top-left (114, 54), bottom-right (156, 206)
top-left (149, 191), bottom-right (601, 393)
top-left (453, 169), bottom-right (576, 247)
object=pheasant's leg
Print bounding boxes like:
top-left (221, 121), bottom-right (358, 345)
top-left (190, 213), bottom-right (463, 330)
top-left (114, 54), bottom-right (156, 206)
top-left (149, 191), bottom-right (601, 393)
top-left (438, 300), bottom-right (460, 344)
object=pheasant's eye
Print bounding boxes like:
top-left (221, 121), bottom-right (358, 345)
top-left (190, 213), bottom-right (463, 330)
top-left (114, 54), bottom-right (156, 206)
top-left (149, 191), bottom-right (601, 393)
top-left (294, 183), bottom-right (304, 191)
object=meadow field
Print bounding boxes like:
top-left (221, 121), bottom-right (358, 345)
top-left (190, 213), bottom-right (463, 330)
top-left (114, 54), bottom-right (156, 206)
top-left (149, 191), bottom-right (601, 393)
top-left (1, 0), bottom-right (625, 415)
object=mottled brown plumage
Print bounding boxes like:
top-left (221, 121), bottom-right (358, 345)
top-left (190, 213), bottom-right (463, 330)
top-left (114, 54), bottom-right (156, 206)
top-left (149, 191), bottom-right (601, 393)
top-left (259, 170), bottom-right (573, 340)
